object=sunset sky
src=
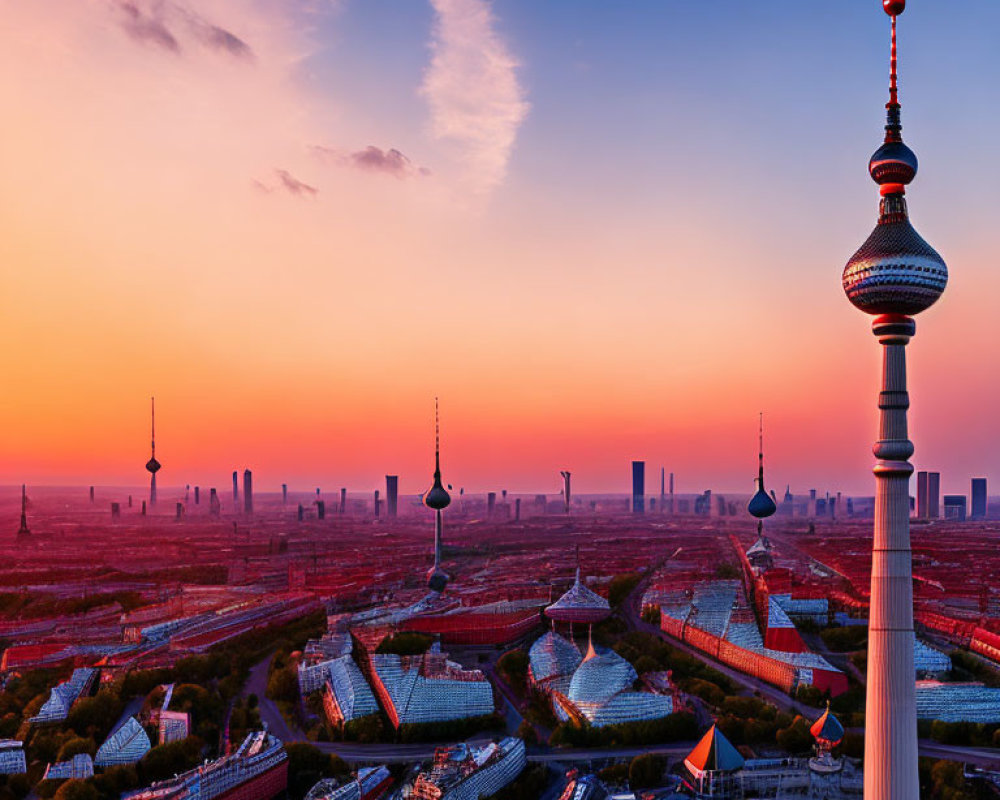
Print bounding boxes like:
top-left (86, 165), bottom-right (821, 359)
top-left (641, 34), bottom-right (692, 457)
top-left (0, 0), bottom-right (997, 498)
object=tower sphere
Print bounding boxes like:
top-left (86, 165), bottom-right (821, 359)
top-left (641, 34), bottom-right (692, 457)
top-left (843, 217), bottom-right (947, 315)
top-left (423, 479), bottom-right (451, 510)
top-left (883, 0), bottom-right (905, 16)
top-left (427, 566), bottom-right (449, 593)
top-left (146, 457), bottom-right (161, 474)
top-left (869, 140), bottom-right (917, 186)
top-left (748, 486), bottom-right (777, 519)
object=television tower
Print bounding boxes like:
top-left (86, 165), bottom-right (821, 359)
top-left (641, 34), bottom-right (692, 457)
top-left (747, 414), bottom-right (776, 571)
top-left (842, 3), bottom-right (947, 798)
top-left (422, 398), bottom-right (451, 593)
top-left (16, 485), bottom-right (30, 539)
top-left (145, 397), bottom-right (161, 507)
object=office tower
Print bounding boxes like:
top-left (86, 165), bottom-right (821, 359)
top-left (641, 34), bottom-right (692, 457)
top-left (386, 475), bottom-right (399, 519)
top-left (487, 492), bottom-right (496, 517)
top-left (514, 498), bottom-right (521, 522)
top-left (111, 502), bottom-right (121, 520)
top-left (89, 486), bottom-right (94, 503)
top-left (17, 485), bottom-right (30, 540)
top-left (340, 488), bottom-right (347, 515)
top-left (282, 484), bottom-right (288, 505)
top-left (841, 4), bottom-right (948, 796)
top-left (232, 471), bottom-right (239, 505)
top-left (660, 467), bottom-right (665, 513)
top-left (145, 397), bottom-right (161, 507)
top-left (316, 500), bottom-right (325, 520)
top-left (631, 461), bottom-right (645, 514)
top-left (374, 490), bottom-right (381, 519)
top-left (209, 488), bottom-right (220, 516)
top-left (175, 503), bottom-right (183, 520)
top-left (297, 504), bottom-right (304, 522)
top-left (916, 471), bottom-right (928, 518)
top-left (669, 472), bottom-right (674, 513)
top-left (807, 489), bottom-right (817, 518)
top-left (927, 472), bottom-right (941, 519)
top-left (944, 495), bottom-right (967, 522)
top-left (972, 478), bottom-right (987, 520)
top-left (194, 486), bottom-right (200, 505)
top-left (243, 469), bottom-right (253, 515)
top-left (422, 399), bottom-right (451, 593)
top-left (560, 471), bottom-right (571, 514)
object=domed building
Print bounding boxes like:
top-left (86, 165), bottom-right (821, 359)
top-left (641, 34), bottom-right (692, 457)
top-left (545, 566), bottom-right (611, 626)
top-left (528, 631), bottom-right (672, 728)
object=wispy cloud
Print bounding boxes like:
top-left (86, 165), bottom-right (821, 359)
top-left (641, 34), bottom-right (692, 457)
top-left (311, 145), bottom-right (430, 179)
top-left (253, 170), bottom-right (318, 197)
top-left (421, 0), bottom-right (529, 193)
top-left (112, 1), bottom-right (253, 61)
top-left (276, 169), bottom-right (318, 197)
top-left (116, 1), bottom-right (179, 53)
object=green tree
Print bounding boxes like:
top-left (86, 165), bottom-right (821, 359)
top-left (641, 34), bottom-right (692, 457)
top-left (375, 632), bottom-right (433, 656)
top-left (53, 781), bottom-right (98, 800)
top-left (266, 667), bottom-right (299, 705)
top-left (628, 753), bottom-right (665, 789)
top-left (138, 737), bottom-right (204, 785)
top-left (56, 737), bottom-right (95, 761)
top-left (285, 743), bottom-right (350, 800)
top-left (608, 574), bottom-right (641, 608)
top-left (496, 650), bottom-right (529, 692)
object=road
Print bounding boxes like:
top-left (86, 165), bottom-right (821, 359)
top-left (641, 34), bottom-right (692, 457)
top-left (244, 653), bottom-right (304, 745)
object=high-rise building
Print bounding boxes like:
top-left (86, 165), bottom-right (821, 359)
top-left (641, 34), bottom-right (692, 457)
top-left (972, 478), bottom-right (987, 520)
top-left (841, 3), bottom-right (948, 797)
top-left (943, 495), bottom-right (967, 522)
top-left (487, 492), bottom-right (496, 516)
top-left (916, 471), bottom-right (928, 518)
top-left (243, 469), bottom-right (253, 515)
top-left (232, 471), bottom-right (239, 505)
top-left (422, 399), bottom-right (451, 593)
top-left (209, 488), bottom-right (220, 516)
top-left (386, 475), bottom-right (399, 519)
top-left (927, 472), bottom-right (941, 519)
top-left (16, 485), bottom-right (30, 540)
top-left (145, 397), bottom-right (161, 507)
top-left (560, 471), bottom-right (571, 514)
top-left (631, 461), bottom-right (645, 514)
top-left (193, 486), bottom-right (200, 505)
top-left (340, 488), bottom-right (347, 515)
top-left (282, 483), bottom-right (288, 505)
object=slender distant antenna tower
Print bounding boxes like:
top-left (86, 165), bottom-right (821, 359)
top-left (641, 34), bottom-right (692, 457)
top-left (422, 398), bottom-right (451, 592)
top-left (145, 397), bottom-right (161, 507)
top-left (17, 484), bottom-right (30, 539)
top-left (747, 413), bottom-right (777, 570)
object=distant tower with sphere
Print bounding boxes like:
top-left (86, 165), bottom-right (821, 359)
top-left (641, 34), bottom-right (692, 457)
top-left (145, 397), bottom-right (161, 507)
top-left (842, 3), bottom-right (947, 798)
top-left (422, 399), bottom-right (451, 593)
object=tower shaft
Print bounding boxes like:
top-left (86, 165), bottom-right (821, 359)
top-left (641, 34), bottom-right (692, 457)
top-left (434, 510), bottom-right (443, 569)
top-left (150, 473), bottom-right (157, 507)
top-left (865, 314), bottom-right (918, 800)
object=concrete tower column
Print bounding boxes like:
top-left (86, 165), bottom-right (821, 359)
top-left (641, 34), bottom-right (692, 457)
top-left (864, 314), bottom-right (918, 800)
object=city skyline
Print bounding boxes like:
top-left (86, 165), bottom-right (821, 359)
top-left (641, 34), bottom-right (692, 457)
top-left (2, 1), bottom-right (997, 494)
